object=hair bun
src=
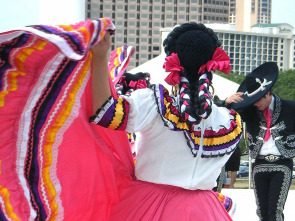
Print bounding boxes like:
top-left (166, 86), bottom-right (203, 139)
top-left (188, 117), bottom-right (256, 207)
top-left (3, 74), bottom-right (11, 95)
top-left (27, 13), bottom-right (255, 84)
top-left (176, 30), bottom-right (215, 80)
top-left (163, 22), bottom-right (220, 81)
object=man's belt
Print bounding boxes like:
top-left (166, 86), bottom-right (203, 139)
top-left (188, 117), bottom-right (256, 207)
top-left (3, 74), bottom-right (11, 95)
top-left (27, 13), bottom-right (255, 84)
top-left (257, 154), bottom-right (284, 162)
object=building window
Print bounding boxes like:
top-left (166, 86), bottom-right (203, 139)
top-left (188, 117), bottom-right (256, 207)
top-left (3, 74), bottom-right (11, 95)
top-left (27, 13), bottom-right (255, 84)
top-left (141, 38), bottom-right (148, 43)
top-left (179, 14), bottom-right (185, 19)
top-left (129, 38), bottom-right (135, 42)
top-left (166, 14), bottom-right (173, 19)
top-left (129, 5), bottom-right (136, 10)
top-left (128, 21), bottom-right (135, 26)
top-left (141, 6), bottom-right (148, 10)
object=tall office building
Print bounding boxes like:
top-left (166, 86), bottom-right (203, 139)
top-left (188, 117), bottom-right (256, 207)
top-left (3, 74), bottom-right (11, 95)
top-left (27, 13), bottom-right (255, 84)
top-left (86, 0), bottom-right (230, 69)
top-left (256, 0), bottom-right (272, 24)
top-left (229, 0), bottom-right (272, 31)
top-left (228, 0), bottom-right (236, 24)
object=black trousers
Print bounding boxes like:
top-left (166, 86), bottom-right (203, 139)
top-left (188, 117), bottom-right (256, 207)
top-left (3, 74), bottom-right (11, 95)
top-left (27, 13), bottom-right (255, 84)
top-left (252, 159), bottom-right (293, 221)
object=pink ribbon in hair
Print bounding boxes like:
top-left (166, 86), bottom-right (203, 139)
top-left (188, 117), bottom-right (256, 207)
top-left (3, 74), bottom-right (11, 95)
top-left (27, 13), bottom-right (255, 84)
top-left (129, 79), bottom-right (147, 89)
top-left (163, 52), bottom-right (184, 85)
top-left (118, 75), bottom-right (127, 86)
top-left (198, 47), bottom-right (231, 74)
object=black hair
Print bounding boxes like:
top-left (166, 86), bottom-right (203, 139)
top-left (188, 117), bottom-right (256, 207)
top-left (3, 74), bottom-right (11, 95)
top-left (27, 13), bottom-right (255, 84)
top-left (163, 22), bottom-right (221, 82)
top-left (163, 22), bottom-right (221, 126)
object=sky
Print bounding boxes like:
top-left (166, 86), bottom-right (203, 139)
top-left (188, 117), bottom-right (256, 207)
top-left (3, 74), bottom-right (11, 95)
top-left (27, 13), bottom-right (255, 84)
top-left (272, 0), bottom-right (295, 29)
top-left (0, 0), bottom-right (294, 33)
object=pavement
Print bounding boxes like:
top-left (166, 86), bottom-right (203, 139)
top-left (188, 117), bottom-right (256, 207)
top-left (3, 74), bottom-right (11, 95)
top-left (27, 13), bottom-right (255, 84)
top-left (222, 189), bottom-right (295, 221)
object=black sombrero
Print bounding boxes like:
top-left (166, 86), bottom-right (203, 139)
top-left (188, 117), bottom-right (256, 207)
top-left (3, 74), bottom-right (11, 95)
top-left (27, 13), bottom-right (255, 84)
top-left (231, 62), bottom-right (278, 110)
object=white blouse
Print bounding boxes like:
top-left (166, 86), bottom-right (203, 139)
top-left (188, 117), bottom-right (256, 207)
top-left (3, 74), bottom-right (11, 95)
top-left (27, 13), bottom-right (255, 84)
top-left (118, 86), bottom-right (242, 190)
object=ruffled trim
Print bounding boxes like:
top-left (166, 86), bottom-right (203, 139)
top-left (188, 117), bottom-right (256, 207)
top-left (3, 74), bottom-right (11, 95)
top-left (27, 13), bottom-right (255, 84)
top-left (153, 84), bottom-right (189, 131)
top-left (185, 110), bottom-right (243, 158)
top-left (153, 84), bottom-right (243, 157)
top-left (217, 192), bottom-right (236, 218)
top-left (22, 19), bottom-right (115, 60)
top-left (89, 96), bottom-right (130, 130)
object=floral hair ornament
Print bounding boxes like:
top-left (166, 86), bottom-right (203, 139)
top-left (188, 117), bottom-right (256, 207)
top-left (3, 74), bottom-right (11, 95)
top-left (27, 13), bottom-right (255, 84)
top-left (163, 52), bottom-right (184, 85)
top-left (198, 47), bottom-right (231, 75)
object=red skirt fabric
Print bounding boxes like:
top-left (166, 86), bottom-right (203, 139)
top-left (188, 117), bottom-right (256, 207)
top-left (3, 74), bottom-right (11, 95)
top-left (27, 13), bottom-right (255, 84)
top-left (109, 170), bottom-right (232, 221)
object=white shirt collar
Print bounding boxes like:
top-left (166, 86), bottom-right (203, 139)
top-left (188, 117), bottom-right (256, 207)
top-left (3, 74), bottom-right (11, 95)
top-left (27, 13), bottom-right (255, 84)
top-left (269, 95), bottom-right (275, 112)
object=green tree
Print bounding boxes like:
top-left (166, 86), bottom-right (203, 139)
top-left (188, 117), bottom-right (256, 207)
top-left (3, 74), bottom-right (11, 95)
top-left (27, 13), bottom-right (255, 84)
top-left (272, 69), bottom-right (295, 100)
top-left (215, 71), bottom-right (245, 85)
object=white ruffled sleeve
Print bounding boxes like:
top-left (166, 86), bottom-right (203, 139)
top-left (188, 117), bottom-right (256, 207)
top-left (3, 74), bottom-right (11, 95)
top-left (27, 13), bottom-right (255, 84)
top-left (122, 88), bottom-right (159, 133)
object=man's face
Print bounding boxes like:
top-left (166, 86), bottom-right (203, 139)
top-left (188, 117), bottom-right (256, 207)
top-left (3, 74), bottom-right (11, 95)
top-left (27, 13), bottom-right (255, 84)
top-left (254, 91), bottom-right (272, 111)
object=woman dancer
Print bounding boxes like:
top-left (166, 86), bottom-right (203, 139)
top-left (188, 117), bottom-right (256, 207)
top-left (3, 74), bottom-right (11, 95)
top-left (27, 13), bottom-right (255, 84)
top-left (90, 22), bottom-right (243, 220)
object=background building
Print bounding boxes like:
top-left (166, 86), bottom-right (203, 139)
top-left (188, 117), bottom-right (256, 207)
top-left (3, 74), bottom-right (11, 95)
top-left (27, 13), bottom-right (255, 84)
top-left (86, 0), bottom-right (230, 69)
top-left (212, 23), bottom-right (295, 74)
top-left (60, 0), bottom-right (292, 76)
top-left (230, 0), bottom-right (272, 32)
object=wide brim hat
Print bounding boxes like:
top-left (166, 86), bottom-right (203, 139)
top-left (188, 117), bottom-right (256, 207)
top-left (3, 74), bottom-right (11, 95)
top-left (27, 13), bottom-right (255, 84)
top-left (231, 62), bottom-right (278, 110)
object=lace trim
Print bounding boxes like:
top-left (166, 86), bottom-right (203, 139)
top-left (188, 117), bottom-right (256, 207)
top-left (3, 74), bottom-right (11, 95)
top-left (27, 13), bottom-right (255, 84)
top-left (253, 164), bottom-right (292, 220)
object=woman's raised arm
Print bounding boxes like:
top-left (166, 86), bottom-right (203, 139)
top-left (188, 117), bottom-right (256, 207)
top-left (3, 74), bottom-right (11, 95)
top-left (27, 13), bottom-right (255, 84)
top-left (91, 32), bottom-right (112, 114)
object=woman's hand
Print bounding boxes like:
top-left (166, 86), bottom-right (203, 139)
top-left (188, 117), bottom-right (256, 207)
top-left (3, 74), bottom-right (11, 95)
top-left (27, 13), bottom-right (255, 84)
top-left (224, 92), bottom-right (244, 105)
top-left (91, 32), bottom-right (111, 59)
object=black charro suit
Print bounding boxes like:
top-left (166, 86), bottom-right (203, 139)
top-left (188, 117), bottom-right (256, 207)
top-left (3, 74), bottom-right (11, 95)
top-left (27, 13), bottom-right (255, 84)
top-left (238, 95), bottom-right (295, 221)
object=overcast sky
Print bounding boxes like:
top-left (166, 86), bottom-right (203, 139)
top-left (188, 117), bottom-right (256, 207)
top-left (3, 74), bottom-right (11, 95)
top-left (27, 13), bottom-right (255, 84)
top-left (272, 0), bottom-right (295, 29)
top-left (0, 0), bottom-right (294, 32)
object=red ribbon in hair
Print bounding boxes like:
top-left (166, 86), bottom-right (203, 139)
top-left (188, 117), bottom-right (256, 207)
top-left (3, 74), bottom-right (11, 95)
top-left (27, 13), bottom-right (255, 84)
top-left (198, 47), bottom-right (231, 74)
top-left (128, 79), bottom-right (147, 89)
top-left (118, 75), bottom-right (127, 86)
top-left (163, 53), bottom-right (184, 85)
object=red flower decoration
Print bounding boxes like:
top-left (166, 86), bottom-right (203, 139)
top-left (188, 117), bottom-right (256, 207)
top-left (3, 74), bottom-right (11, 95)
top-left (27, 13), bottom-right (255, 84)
top-left (198, 47), bottom-right (231, 75)
top-left (163, 53), bottom-right (184, 85)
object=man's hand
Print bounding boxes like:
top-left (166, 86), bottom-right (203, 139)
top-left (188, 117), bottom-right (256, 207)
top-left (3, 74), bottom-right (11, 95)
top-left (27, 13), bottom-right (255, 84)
top-left (225, 92), bottom-right (244, 105)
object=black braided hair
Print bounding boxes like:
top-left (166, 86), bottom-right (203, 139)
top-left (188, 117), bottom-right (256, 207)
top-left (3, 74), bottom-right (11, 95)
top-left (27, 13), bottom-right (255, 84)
top-left (163, 22), bottom-right (221, 126)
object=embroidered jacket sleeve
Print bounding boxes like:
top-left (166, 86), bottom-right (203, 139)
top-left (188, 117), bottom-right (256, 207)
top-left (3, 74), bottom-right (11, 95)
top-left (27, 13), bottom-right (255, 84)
top-left (90, 88), bottom-right (158, 133)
